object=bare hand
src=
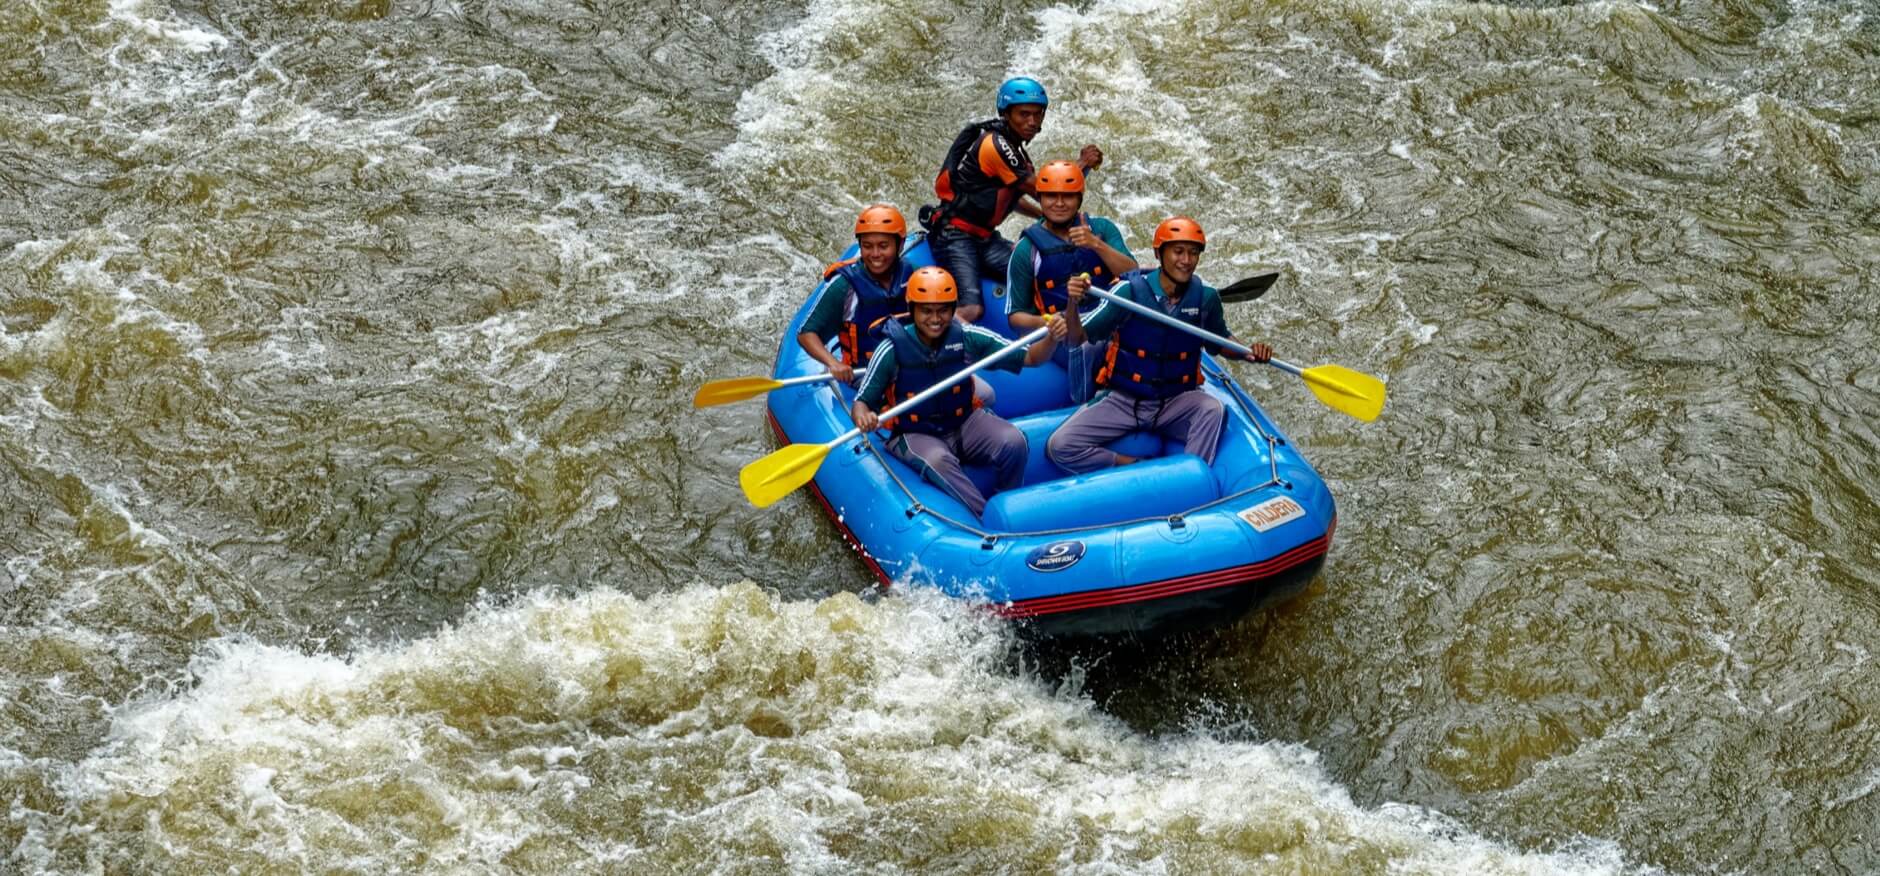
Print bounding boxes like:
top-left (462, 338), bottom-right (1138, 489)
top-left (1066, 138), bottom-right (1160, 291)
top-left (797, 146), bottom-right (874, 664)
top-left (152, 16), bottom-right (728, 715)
top-left (829, 362), bottom-right (855, 384)
top-left (1067, 273), bottom-right (1089, 307)
top-left (1243, 343), bottom-right (1273, 364)
top-left (1067, 220), bottom-right (1094, 249)
top-left (1049, 314), bottom-right (1068, 342)
top-left (1078, 144), bottom-right (1103, 172)
top-left (851, 401), bottom-right (879, 432)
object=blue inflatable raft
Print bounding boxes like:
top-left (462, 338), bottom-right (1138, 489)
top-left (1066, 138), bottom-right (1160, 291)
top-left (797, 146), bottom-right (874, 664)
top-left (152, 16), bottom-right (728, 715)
top-left (766, 234), bottom-right (1336, 637)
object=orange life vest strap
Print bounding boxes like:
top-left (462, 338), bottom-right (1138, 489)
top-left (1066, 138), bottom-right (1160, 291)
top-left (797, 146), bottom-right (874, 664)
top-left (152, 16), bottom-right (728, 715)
top-left (822, 256), bottom-right (860, 280)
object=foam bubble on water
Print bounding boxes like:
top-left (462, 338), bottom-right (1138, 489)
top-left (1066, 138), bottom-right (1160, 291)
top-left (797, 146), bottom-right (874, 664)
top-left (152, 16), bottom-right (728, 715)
top-left (524, 214), bottom-right (618, 277)
top-left (35, 584), bottom-right (1659, 872)
top-left (719, 0), bottom-right (921, 177)
top-left (713, 232), bottom-right (828, 323)
top-left (107, 0), bottom-right (228, 53)
top-left (1827, 768), bottom-right (1880, 811)
top-left (598, 154), bottom-right (707, 201)
top-left (258, 306), bottom-right (330, 373)
top-left (1010, 1), bottom-right (1227, 216)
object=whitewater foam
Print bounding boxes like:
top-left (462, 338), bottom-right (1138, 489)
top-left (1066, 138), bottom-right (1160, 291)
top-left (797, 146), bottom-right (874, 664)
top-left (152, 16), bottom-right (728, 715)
top-left (20, 583), bottom-right (1656, 874)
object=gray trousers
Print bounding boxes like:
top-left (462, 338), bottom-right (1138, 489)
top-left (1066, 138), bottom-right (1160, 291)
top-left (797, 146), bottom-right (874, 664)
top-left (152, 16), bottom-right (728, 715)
top-left (1046, 389), bottom-right (1226, 474)
top-left (888, 408), bottom-right (1028, 517)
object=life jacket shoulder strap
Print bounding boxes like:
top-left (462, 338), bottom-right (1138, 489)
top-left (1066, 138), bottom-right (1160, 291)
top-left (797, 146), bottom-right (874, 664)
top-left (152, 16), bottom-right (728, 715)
top-left (935, 120), bottom-right (1007, 198)
top-left (1021, 222), bottom-right (1075, 255)
top-left (822, 256), bottom-right (860, 280)
top-left (1125, 270), bottom-right (1158, 300)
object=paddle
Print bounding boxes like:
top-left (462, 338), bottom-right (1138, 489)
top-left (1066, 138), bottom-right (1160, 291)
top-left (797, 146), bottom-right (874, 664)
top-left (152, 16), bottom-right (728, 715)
top-left (740, 323), bottom-right (1053, 507)
top-left (1217, 270), bottom-right (1280, 304)
top-left (1083, 284), bottom-right (1385, 422)
top-left (693, 373), bottom-right (835, 408)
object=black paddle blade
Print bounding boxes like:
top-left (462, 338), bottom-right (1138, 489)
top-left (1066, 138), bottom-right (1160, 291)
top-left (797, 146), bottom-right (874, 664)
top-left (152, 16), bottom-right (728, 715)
top-left (1219, 270), bottom-right (1280, 304)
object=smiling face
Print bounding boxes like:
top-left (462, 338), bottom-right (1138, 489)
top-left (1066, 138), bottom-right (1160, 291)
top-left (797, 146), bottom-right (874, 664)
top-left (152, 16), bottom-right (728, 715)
top-left (1002, 104), bottom-right (1045, 142)
top-left (1158, 241), bottom-right (1203, 286)
top-left (1039, 191), bottom-right (1081, 226)
top-left (911, 301), bottom-right (955, 343)
top-left (857, 233), bottom-right (898, 276)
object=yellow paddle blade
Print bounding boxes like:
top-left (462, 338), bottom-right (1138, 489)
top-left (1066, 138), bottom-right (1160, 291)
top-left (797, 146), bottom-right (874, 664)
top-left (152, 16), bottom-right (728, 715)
top-left (1299, 364), bottom-right (1386, 422)
top-left (739, 442), bottom-right (835, 507)
top-left (693, 376), bottom-right (783, 408)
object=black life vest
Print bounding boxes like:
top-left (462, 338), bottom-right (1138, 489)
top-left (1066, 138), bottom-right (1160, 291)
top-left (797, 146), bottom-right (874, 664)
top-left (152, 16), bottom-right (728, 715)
top-left (1021, 216), bottom-right (1112, 316)
top-left (1096, 271), bottom-right (1208, 400)
top-left (927, 120), bottom-right (1031, 238)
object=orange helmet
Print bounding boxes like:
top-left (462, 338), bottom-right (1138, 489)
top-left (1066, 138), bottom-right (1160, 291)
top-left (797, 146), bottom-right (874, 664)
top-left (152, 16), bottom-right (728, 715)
top-left (905, 266), bottom-right (959, 305)
top-left (1152, 216), bottom-right (1206, 252)
top-left (1034, 160), bottom-right (1085, 194)
top-left (855, 204), bottom-right (907, 239)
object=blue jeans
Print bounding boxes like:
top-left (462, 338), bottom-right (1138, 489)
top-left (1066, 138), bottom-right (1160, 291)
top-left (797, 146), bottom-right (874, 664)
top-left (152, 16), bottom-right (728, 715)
top-left (929, 225), bottom-right (1014, 312)
top-left (1063, 340), bottom-right (1107, 404)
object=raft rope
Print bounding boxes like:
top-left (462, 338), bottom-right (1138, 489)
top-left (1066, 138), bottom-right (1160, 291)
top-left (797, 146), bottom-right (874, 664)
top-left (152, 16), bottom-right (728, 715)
top-left (826, 355), bottom-right (1289, 543)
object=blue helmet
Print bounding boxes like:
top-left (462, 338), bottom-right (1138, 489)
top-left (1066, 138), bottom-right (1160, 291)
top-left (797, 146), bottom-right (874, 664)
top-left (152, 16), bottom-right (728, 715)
top-left (995, 77), bottom-right (1049, 113)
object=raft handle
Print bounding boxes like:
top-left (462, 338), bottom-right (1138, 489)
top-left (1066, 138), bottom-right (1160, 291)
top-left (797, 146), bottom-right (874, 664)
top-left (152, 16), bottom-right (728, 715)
top-left (1167, 514), bottom-right (1186, 531)
top-left (905, 503), bottom-right (923, 519)
top-left (980, 535), bottom-right (998, 550)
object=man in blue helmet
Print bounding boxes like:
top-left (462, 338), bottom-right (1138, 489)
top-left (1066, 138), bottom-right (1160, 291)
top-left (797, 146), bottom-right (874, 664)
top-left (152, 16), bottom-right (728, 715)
top-left (921, 76), bottom-right (1102, 324)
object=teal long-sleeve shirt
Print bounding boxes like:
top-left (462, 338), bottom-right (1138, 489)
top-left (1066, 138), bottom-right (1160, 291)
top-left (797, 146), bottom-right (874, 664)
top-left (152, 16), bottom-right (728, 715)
top-left (800, 273), bottom-right (862, 342)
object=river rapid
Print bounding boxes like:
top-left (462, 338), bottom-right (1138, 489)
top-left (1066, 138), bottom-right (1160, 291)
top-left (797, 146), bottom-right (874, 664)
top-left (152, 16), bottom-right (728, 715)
top-left (2, 0), bottom-right (1877, 872)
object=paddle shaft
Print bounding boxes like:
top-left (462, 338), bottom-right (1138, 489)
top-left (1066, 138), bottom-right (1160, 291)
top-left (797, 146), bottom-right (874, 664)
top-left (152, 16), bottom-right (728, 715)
top-left (1084, 285), bottom-right (1259, 360)
top-left (1086, 285), bottom-right (1313, 375)
top-left (772, 373), bottom-right (837, 390)
top-left (838, 324), bottom-right (1051, 445)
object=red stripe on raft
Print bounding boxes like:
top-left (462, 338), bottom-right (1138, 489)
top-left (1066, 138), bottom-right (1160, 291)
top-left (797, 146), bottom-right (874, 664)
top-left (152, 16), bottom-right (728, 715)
top-left (767, 410), bottom-right (893, 587)
top-left (995, 531), bottom-right (1331, 619)
top-left (767, 409), bottom-right (1334, 617)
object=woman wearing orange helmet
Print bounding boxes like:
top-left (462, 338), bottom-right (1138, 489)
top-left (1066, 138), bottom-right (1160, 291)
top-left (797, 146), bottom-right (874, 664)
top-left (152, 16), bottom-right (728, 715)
top-left (849, 267), bottom-right (1068, 517)
top-left (1045, 216), bottom-right (1274, 474)
top-left (797, 204), bottom-right (917, 384)
top-left (1005, 159), bottom-right (1140, 401)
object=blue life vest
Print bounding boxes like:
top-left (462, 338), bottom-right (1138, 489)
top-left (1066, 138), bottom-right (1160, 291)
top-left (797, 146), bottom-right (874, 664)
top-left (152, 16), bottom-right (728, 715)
top-left (882, 317), bottom-right (980, 436)
top-left (1097, 271), bottom-right (1207, 400)
top-left (824, 258), bottom-right (912, 367)
top-left (1021, 216), bottom-right (1113, 316)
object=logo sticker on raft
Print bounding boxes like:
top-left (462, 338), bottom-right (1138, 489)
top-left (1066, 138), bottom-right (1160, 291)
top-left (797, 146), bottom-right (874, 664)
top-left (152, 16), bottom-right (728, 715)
top-left (1238, 496), bottom-right (1306, 532)
top-left (1026, 540), bottom-right (1085, 572)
